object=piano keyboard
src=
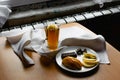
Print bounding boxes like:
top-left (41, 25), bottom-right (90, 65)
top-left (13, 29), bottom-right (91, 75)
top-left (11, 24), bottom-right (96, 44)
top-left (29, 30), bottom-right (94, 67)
top-left (0, 5), bottom-right (120, 37)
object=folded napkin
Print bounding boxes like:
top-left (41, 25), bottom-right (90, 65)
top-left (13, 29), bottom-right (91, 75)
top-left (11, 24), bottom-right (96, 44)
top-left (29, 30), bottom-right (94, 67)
top-left (7, 26), bottom-right (110, 67)
top-left (0, 0), bottom-right (11, 28)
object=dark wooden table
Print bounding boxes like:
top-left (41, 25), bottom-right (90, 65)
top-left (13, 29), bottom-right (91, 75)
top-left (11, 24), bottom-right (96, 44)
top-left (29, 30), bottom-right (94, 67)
top-left (0, 23), bottom-right (120, 80)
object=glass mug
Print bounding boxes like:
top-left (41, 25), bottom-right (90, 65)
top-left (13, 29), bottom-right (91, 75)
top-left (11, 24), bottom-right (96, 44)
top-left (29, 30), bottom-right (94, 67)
top-left (45, 24), bottom-right (59, 50)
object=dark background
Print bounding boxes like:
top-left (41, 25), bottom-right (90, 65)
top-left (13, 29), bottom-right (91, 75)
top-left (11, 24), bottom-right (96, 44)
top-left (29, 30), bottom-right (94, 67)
top-left (79, 13), bottom-right (120, 51)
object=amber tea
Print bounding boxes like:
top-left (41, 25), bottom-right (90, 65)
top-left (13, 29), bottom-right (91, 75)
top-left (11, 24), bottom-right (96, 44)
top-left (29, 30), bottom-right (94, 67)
top-left (46, 24), bottom-right (59, 50)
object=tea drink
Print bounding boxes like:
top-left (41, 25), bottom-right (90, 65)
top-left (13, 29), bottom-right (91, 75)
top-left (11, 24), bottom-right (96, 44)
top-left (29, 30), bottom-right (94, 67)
top-left (46, 24), bottom-right (59, 50)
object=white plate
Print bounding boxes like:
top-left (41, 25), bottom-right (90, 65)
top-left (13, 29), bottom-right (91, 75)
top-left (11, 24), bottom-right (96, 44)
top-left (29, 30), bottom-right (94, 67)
top-left (55, 46), bottom-right (100, 73)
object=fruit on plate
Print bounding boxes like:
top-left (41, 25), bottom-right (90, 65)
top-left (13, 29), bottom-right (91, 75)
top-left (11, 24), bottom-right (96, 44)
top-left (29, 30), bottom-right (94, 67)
top-left (82, 52), bottom-right (99, 68)
top-left (62, 56), bottom-right (82, 70)
top-left (83, 57), bottom-right (98, 64)
top-left (83, 52), bottom-right (97, 59)
top-left (82, 61), bottom-right (97, 68)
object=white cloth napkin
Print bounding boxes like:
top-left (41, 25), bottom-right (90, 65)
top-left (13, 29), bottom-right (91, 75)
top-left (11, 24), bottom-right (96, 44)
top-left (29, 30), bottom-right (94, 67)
top-left (0, 0), bottom-right (11, 28)
top-left (7, 26), bottom-right (110, 67)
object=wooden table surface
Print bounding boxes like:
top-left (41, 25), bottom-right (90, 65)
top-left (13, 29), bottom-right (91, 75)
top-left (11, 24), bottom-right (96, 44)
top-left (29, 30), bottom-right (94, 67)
top-left (0, 23), bottom-right (120, 80)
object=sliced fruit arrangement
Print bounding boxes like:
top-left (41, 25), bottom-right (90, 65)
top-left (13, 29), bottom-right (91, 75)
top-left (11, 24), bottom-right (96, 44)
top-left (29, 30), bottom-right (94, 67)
top-left (82, 52), bottom-right (99, 68)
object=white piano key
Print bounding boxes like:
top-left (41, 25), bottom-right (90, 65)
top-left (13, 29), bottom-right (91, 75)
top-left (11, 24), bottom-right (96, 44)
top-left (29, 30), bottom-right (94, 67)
top-left (55, 18), bottom-right (66, 25)
top-left (0, 27), bottom-right (23, 37)
top-left (109, 8), bottom-right (120, 14)
top-left (74, 14), bottom-right (85, 21)
top-left (22, 24), bottom-right (33, 30)
top-left (1, 25), bottom-right (33, 37)
top-left (101, 10), bottom-right (111, 15)
top-left (64, 16), bottom-right (76, 23)
top-left (46, 20), bottom-right (55, 25)
top-left (92, 11), bottom-right (103, 17)
top-left (33, 22), bottom-right (45, 29)
top-left (0, 30), bottom-right (9, 36)
top-left (83, 13), bottom-right (95, 19)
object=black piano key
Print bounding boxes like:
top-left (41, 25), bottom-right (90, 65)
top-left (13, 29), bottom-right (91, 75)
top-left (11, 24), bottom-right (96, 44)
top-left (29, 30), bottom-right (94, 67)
top-left (32, 22), bottom-right (38, 25)
top-left (9, 27), bottom-right (16, 30)
top-left (14, 26), bottom-right (21, 29)
top-left (20, 24), bottom-right (26, 28)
